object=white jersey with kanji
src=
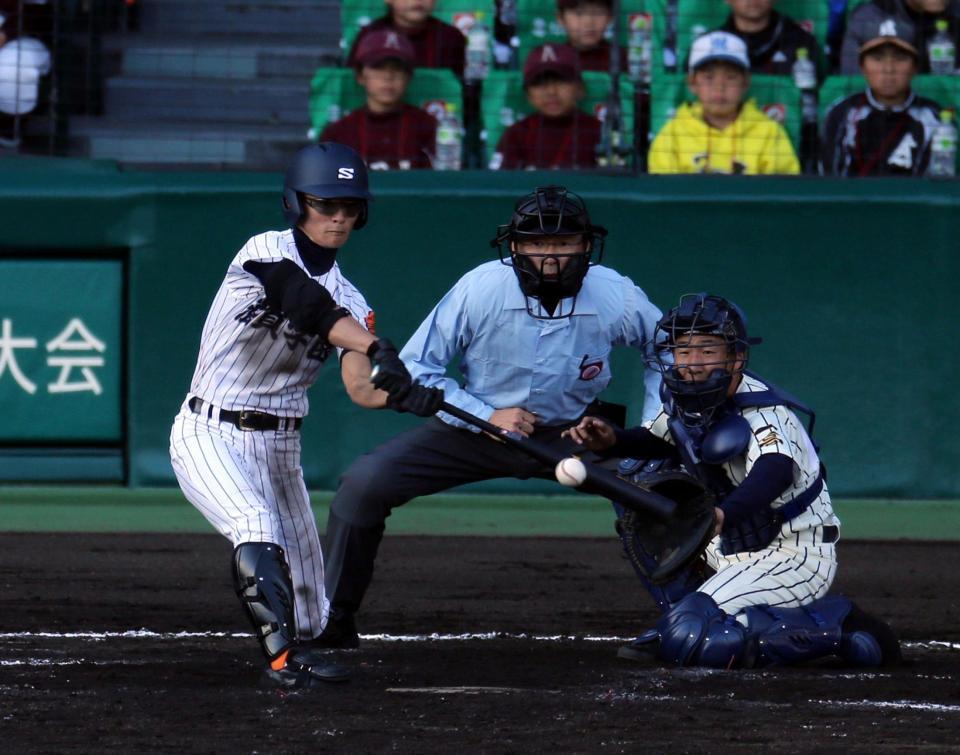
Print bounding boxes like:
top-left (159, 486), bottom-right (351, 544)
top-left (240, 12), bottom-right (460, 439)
top-left (645, 373), bottom-right (839, 616)
top-left (169, 228), bottom-right (373, 640)
top-left (190, 229), bottom-right (372, 417)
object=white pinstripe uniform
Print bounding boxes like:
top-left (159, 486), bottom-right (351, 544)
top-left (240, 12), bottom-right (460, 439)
top-left (644, 373), bottom-right (840, 617)
top-left (169, 228), bottom-right (372, 640)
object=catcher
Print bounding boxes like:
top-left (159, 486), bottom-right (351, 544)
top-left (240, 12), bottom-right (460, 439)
top-left (565, 293), bottom-right (901, 669)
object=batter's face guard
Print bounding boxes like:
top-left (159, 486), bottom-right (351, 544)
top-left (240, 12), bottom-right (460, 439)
top-left (491, 185), bottom-right (608, 319)
top-left (651, 293), bottom-right (761, 427)
top-left (283, 142), bottom-right (373, 230)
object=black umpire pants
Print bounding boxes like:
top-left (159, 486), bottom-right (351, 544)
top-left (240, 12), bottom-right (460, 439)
top-left (324, 417), bottom-right (583, 616)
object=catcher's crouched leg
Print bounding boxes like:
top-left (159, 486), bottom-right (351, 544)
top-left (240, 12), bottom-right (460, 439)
top-left (655, 592), bottom-right (901, 669)
top-left (233, 542), bottom-right (350, 687)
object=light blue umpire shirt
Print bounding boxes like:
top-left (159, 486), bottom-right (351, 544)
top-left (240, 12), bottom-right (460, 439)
top-left (399, 260), bottom-right (663, 430)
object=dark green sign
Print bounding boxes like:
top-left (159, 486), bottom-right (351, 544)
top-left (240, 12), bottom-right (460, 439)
top-left (0, 259), bottom-right (122, 441)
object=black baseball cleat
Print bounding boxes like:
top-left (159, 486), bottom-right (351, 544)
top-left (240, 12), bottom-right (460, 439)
top-left (840, 603), bottom-right (902, 667)
top-left (260, 647), bottom-right (350, 689)
top-left (617, 628), bottom-right (660, 662)
top-left (307, 610), bottom-right (360, 650)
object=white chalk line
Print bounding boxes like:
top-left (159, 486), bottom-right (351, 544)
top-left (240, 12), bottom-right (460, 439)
top-left (813, 698), bottom-right (960, 714)
top-left (0, 631), bottom-right (956, 651)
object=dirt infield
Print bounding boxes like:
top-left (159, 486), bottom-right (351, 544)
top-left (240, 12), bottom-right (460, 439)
top-left (1, 532), bottom-right (958, 753)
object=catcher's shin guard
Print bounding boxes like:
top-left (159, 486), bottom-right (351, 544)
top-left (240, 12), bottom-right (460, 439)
top-left (232, 542), bottom-right (298, 660)
top-left (657, 593), bottom-right (900, 669)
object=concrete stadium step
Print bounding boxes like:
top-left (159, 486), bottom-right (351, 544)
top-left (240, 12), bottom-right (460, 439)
top-left (62, 118), bottom-right (310, 168)
top-left (102, 34), bottom-right (340, 80)
top-left (103, 75), bottom-right (313, 125)
top-left (136, 0), bottom-right (342, 39)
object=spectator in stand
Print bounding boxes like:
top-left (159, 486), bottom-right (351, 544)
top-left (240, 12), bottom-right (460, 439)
top-left (841, 0), bottom-right (960, 73)
top-left (822, 17), bottom-right (942, 175)
top-left (347, 0), bottom-right (466, 78)
top-left (718, 0), bottom-right (821, 76)
top-left (556, 0), bottom-right (627, 73)
top-left (489, 43), bottom-right (601, 170)
top-left (0, 0), bottom-right (52, 148)
top-left (322, 29), bottom-right (437, 170)
top-left (649, 31), bottom-right (800, 174)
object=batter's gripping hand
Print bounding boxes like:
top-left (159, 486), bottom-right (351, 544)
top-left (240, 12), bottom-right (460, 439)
top-left (387, 383), bottom-right (445, 417)
top-left (367, 339), bottom-right (412, 401)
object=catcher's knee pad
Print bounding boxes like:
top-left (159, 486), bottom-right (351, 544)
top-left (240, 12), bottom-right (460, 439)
top-left (232, 542), bottom-right (297, 660)
top-left (656, 592), bottom-right (750, 668)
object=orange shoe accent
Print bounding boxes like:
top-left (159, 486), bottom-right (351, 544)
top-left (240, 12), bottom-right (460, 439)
top-left (270, 650), bottom-right (289, 671)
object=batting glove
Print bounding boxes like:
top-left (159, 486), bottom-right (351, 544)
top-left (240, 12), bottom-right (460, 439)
top-left (387, 383), bottom-right (444, 417)
top-left (367, 339), bottom-right (412, 401)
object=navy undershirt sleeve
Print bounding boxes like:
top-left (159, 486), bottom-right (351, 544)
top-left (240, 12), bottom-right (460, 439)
top-left (719, 453), bottom-right (795, 525)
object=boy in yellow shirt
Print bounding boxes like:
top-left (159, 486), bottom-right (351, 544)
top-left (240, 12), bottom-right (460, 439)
top-left (649, 31), bottom-right (799, 175)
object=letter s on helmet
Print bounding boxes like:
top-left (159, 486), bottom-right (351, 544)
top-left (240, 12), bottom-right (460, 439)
top-left (282, 142), bottom-right (373, 229)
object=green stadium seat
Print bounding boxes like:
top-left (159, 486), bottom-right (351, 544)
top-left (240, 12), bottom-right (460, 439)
top-left (651, 71), bottom-right (804, 151)
top-left (340, 1), bottom-right (485, 61)
top-left (308, 67), bottom-right (464, 138)
top-left (481, 69), bottom-right (635, 163)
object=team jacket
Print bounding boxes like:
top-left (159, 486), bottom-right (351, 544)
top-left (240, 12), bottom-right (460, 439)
top-left (719, 11), bottom-right (821, 76)
top-left (490, 110), bottom-right (601, 170)
top-left (820, 87), bottom-right (942, 176)
top-left (399, 260), bottom-right (663, 428)
top-left (841, 0), bottom-right (960, 74)
top-left (347, 15), bottom-right (466, 78)
top-left (576, 40), bottom-right (629, 73)
top-left (648, 99), bottom-right (800, 175)
top-left (320, 104), bottom-right (437, 170)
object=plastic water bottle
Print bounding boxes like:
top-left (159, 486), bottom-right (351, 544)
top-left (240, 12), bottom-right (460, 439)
top-left (792, 47), bottom-right (817, 91)
top-left (929, 109), bottom-right (957, 177)
top-left (627, 14), bottom-right (653, 85)
top-left (498, 0), bottom-right (516, 27)
top-left (464, 13), bottom-right (490, 83)
top-left (928, 19), bottom-right (955, 75)
top-left (434, 103), bottom-right (462, 170)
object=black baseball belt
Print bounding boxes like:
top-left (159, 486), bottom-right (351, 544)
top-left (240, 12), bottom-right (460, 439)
top-left (188, 396), bottom-right (302, 432)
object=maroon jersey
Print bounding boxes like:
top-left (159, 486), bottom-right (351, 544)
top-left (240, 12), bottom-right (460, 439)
top-left (348, 16), bottom-right (466, 78)
top-left (491, 111), bottom-right (601, 170)
top-left (321, 104), bottom-right (437, 170)
top-left (576, 40), bottom-right (628, 73)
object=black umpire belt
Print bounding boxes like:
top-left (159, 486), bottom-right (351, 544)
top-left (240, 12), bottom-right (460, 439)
top-left (188, 396), bottom-right (302, 432)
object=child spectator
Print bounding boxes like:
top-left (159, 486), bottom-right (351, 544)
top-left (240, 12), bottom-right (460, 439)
top-left (841, 0), bottom-right (960, 74)
top-left (347, 0), bottom-right (467, 78)
top-left (718, 0), bottom-right (821, 75)
top-left (489, 43), bottom-right (601, 170)
top-left (822, 17), bottom-right (942, 176)
top-left (556, 0), bottom-right (627, 72)
top-left (322, 29), bottom-right (438, 170)
top-left (649, 31), bottom-right (800, 174)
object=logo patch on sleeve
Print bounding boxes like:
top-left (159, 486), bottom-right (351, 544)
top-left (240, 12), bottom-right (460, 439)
top-left (364, 310), bottom-right (376, 334)
top-left (757, 430), bottom-right (781, 448)
top-left (578, 354), bottom-right (603, 381)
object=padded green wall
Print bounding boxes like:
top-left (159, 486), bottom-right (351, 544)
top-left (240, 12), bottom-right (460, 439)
top-left (2, 158), bottom-right (958, 497)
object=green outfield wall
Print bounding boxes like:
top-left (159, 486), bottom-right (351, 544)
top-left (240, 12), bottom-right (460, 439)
top-left (2, 158), bottom-right (959, 498)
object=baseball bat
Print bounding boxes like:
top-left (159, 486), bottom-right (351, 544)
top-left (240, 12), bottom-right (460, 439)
top-left (439, 402), bottom-right (676, 520)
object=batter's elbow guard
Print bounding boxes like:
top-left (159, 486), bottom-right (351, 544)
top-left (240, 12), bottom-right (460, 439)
top-left (282, 279), bottom-right (349, 341)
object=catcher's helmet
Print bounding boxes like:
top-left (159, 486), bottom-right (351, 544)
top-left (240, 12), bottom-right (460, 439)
top-left (491, 185), bottom-right (607, 319)
top-left (282, 142), bottom-right (373, 229)
top-left (652, 293), bottom-right (762, 427)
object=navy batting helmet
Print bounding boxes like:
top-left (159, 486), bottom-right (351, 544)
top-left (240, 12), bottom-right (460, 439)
top-left (282, 142), bottom-right (373, 229)
top-left (491, 185), bottom-right (607, 319)
top-left (652, 294), bottom-right (762, 426)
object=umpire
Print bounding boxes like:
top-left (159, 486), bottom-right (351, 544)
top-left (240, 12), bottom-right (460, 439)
top-left (315, 185), bottom-right (664, 648)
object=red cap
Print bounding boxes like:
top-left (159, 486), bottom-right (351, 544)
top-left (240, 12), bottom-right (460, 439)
top-left (354, 28), bottom-right (416, 70)
top-left (523, 43), bottom-right (582, 86)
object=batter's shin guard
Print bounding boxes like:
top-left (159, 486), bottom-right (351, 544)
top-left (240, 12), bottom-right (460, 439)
top-left (232, 542), bottom-right (297, 660)
top-left (322, 512), bottom-right (386, 616)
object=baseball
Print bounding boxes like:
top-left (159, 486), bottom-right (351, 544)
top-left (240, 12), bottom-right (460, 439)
top-left (555, 457), bottom-right (587, 487)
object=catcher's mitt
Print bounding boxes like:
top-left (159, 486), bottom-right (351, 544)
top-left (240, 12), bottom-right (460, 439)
top-left (615, 465), bottom-right (717, 585)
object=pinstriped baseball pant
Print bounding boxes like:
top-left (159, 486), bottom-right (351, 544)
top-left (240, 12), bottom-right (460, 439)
top-left (699, 529), bottom-right (838, 619)
top-left (169, 400), bottom-right (328, 640)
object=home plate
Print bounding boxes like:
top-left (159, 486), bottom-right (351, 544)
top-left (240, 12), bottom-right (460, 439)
top-left (386, 686), bottom-right (559, 695)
